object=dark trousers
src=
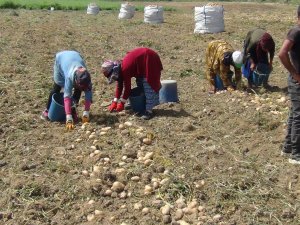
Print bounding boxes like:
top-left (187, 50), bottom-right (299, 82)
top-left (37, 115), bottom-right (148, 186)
top-left (136, 77), bottom-right (144, 91)
top-left (46, 83), bottom-right (81, 110)
top-left (284, 75), bottom-right (300, 158)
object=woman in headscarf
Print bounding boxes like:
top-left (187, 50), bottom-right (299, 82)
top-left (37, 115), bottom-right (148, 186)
top-left (205, 40), bottom-right (243, 93)
top-left (101, 47), bottom-right (163, 120)
top-left (41, 50), bottom-right (93, 131)
top-left (243, 28), bottom-right (275, 88)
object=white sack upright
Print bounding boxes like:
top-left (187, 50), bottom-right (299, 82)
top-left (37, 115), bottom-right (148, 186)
top-left (87, 3), bottom-right (100, 15)
top-left (118, 3), bottom-right (135, 19)
top-left (144, 5), bottom-right (164, 24)
top-left (194, 4), bottom-right (224, 34)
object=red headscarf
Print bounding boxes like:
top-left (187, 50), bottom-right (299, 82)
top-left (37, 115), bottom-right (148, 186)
top-left (256, 32), bottom-right (275, 63)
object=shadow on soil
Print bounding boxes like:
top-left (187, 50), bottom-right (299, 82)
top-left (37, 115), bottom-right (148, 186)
top-left (155, 108), bottom-right (193, 118)
top-left (91, 113), bottom-right (120, 126)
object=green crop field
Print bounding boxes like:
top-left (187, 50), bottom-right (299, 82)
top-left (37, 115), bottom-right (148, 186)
top-left (0, 0), bottom-right (298, 10)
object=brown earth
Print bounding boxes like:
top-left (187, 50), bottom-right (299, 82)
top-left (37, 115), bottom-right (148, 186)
top-left (0, 2), bottom-right (300, 225)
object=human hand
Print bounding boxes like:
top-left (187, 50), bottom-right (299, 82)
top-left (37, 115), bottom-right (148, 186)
top-left (65, 115), bottom-right (74, 131)
top-left (208, 88), bottom-right (216, 94)
top-left (116, 102), bottom-right (125, 112)
top-left (250, 63), bottom-right (256, 71)
top-left (108, 101), bottom-right (118, 112)
top-left (227, 86), bottom-right (235, 92)
top-left (82, 111), bottom-right (89, 123)
top-left (292, 73), bottom-right (300, 84)
top-left (208, 83), bottom-right (216, 94)
top-left (269, 64), bottom-right (273, 72)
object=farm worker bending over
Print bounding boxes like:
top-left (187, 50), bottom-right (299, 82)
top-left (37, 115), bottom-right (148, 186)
top-left (243, 28), bottom-right (275, 88)
top-left (101, 47), bottom-right (163, 120)
top-left (278, 5), bottom-right (300, 164)
top-left (41, 50), bottom-right (92, 131)
top-left (205, 40), bottom-right (243, 93)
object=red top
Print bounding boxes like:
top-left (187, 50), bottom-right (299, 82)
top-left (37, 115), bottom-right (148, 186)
top-left (114, 48), bottom-right (163, 100)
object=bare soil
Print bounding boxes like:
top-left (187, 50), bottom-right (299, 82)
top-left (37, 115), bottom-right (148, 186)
top-left (0, 2), bottom-right (300, 225)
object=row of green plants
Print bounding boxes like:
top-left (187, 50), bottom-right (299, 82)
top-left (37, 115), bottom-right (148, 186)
top-left (0, 0), bottom-right (297, 10)
top-left (0, 1), bottom-right (121, 10)
top-left (0, 0), bottom-right (175, 10)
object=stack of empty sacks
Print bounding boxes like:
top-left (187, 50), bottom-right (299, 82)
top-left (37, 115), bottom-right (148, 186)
top-left (118, 2), bottom-right (135, 19)
top-left (144, 5), bottom-right (164, 24)
top-left (194, 3), bottom-right (224, 34)
top-left (87, 2), bottom-right (100, 15)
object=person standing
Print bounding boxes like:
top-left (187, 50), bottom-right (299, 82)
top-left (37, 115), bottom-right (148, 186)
top-left (205, 40), bottom-right (243, 93)
top-left (101, 47), bottom-right (163, 120)
top-left (243, 28), bottom-right (275, 88)
top-left (278, 5), bottom-right (300, 164)
top-left (41, 50), bottom-right (93, 131)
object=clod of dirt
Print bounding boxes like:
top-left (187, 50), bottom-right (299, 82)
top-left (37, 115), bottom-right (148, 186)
top-left (122, 148), bottom-right (137, 159)
top-left (141, 172), bottom-right (152, 182)
top-left (281, 209), bottom-right (295, 219)
top-left (134, 201), bottom-right (143, 210)
top-left (0, 160), bottom-right (7, 167)
top-left (174, 209), bottom-right (184, 220)
top-left (152, 199), bottom-right (164, 209)
top-left (182, 123), bottom-right (196, 132)
top-left (9, 11), bottom-right (19, 16)
top-left (162, 215), bottom-right (172, 224)
top-left (20, 163), bottom-right (37, 171)
top-left (119, 191), bottom-right (127, 199)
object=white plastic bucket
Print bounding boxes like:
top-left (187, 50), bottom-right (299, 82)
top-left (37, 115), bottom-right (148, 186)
top-left (87, 3), bottom-right (100, 15)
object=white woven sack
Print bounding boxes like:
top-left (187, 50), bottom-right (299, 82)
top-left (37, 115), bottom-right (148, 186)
top-left (194, 5), bottom-right (224, 34)
top-left (144, 5), bottom-right (164, 24)
top-left (87, 3), bottom-right (100, 15)
top-left (118, 3), bottom-right (135, 19)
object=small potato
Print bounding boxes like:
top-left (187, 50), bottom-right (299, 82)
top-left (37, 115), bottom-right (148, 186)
top-left (143, 138), bottom-right (152, 145)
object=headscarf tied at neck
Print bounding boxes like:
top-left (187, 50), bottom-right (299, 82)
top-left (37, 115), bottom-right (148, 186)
top-left (101, 60), bottom-right (121, 84)
top-left (256, 32), bottom-right (275, 63)
top-left (75, 68), bottom-right (91, 91)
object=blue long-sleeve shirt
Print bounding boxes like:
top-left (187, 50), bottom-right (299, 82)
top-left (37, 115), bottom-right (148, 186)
top-left (53, 50), bottom-right (92, 101)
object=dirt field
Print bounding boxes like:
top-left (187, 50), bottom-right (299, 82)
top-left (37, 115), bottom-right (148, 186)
top-left (1, 2), bottom-right (300, 225)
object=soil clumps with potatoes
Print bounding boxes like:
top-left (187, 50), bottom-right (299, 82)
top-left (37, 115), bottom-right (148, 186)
top-left (0, 2), bottom-right (300, 225)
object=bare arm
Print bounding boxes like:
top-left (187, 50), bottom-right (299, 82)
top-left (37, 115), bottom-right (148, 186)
top-left (278, 39), bottom-right (300, 82)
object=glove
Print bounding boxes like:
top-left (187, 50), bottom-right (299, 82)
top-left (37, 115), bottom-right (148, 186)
top-left (235, 80), bottom-right (242, 90)
top-left (66, 114), bottom-right (74, 131)
top-left (116, 102), bottom-right (125, 112)
top-left (108, 101), bottom-right (118, 112)
top-left (227, 86), bottom-right (235, 92)
top-left (82, 111), bottom-right (89, 123)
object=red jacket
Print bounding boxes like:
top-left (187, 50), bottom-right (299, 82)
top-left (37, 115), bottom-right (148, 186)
top-left (114, 48), bottom-right (163, 100)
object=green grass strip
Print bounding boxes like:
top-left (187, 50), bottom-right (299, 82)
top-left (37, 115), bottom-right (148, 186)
top-left (0, 0), bottom-right (177, 11)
